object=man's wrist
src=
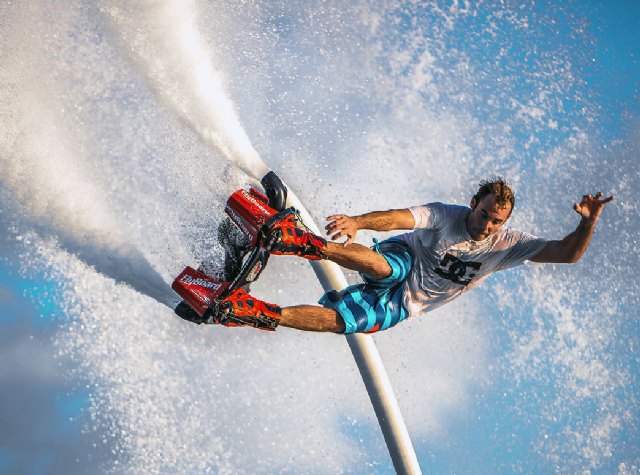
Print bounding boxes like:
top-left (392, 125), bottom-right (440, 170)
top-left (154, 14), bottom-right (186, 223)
top-left (579, 216), bottom-right (597, 229)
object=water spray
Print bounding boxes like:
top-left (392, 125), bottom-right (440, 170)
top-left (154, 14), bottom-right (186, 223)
top-left (102, 0), bottom-right (421, 471)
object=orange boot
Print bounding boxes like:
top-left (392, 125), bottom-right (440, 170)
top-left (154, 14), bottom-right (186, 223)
top-left (214, 288), bottom-right (281, 331)
top-left (175, 288), bottom-right (281, 331)
top-left (264, 212), bottom-right (327, 260)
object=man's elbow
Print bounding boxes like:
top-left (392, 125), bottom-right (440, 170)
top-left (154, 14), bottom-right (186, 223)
top-left (564, 249), bottom-right (588, 264)
top-left (558, 241), bottom-right (587, 264)
top-left (540, 250), bottom-right (583, 264)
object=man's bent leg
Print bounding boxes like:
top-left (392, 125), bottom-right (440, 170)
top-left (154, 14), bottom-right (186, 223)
top-left (280, 305), bottom-right (345, 333)
top-left (264, 214), bottom-right (391, 278)
top-left (324, 242), bottom-right (392, 279)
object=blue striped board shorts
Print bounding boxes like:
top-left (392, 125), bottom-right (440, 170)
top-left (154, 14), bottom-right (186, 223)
top-left (318, 237), bottom-right (413, 334)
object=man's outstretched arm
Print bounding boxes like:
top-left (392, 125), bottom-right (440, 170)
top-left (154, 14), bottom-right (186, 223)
top-left (531, 192), bottom-right (613, 264)
top-left (325, 209), bottom-right (415, 245)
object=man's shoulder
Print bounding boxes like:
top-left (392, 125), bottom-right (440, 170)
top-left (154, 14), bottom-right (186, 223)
top-left (437, 203), bottom-right (471, 224)
top-left (491, 228), bottom-right (521, 245)
top-left (445, 202), bottom-right (471, 212)
top-left (409, 202), bottom-right (470, 231)
top-left (491, 227), bottom-right (543, 249)
top-left (422, 202), bottom-right (470, 215)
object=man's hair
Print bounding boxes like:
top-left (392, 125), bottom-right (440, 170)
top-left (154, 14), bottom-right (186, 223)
top-left (473, 177), bottom-right (515, 214)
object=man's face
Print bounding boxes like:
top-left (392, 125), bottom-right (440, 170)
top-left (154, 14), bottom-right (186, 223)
top-left (466, 194), bottom-right (512, 241)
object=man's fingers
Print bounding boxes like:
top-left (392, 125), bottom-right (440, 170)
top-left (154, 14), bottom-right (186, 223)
top-left (332, 231), bottom-right (355, 245)
top-left (326, 214), bottom-right (358, 242)
top-left (326, 215), bottom-right (347, 229)
top-left (328, 224), bottom-right (345, 236)
top-left (580, 193), bottom-right (614, 204)
top-left (574, 193), bottom-right (613, 220)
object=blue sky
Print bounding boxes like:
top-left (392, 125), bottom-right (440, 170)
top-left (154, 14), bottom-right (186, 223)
top-left (1, 1), bottom-right (639, 473)
top-left (0, 260), bottom-right (113, 473)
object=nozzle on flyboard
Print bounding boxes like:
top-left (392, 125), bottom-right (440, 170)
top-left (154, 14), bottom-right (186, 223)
top-left (243, 170), bottom-right (287, 211)
top-left (260, 171), bottom-right (287, 211)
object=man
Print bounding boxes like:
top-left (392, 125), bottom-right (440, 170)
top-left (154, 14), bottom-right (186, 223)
top-left (208, 178), bottom-right (613, 334)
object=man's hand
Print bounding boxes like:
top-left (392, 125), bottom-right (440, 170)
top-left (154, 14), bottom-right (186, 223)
top-left (574, 192), bottom-right (614, 222)
top-left (325, 214), bottom-right (359, 245)
top-left (532, 191), bottom-right (613, 264)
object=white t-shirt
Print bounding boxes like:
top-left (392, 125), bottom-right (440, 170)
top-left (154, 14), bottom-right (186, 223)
top-left (396, 202), bottom-right (548, 318)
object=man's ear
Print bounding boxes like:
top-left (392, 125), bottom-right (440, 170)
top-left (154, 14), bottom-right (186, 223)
top-left (470, 195), bottom-right (478, 209)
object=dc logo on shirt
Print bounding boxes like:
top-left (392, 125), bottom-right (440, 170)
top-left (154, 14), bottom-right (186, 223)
top-left (435, 253), bottom-right (481, 286)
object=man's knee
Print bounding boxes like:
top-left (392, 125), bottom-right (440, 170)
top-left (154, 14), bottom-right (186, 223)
top-left (325, 242), bottom-right (391, 278)
top-left (367, 258), bottom-right (392, 280)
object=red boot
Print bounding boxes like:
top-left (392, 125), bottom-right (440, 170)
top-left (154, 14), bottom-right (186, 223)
top-left (214, 288), bottom-right (282, 331)
top-left (264, 212), bottom-right (327, 260)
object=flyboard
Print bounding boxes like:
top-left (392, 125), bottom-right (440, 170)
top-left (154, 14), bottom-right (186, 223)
top-left (172, 171), bottom-right (290, 330)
